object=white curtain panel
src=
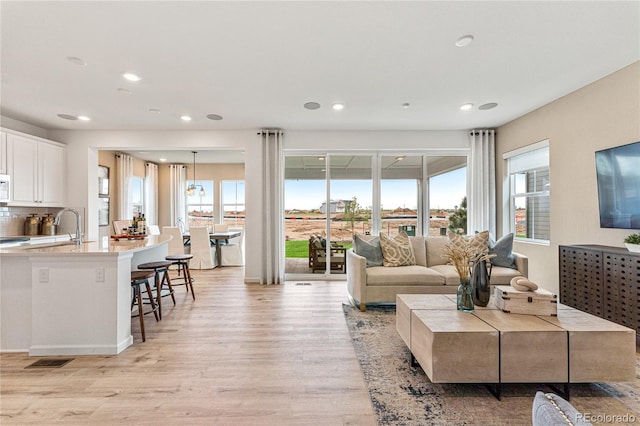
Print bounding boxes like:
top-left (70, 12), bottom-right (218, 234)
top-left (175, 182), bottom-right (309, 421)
top-left (116, 153), bottom-right (134, 221)
top-left (468, 129), bottom-right (496, 237)
top-left (144, 162), bottom-right (158, 225)
top-left (168, 164), bottom-right (187, 230)
top-left (260, 130), bottom-right (284, 285)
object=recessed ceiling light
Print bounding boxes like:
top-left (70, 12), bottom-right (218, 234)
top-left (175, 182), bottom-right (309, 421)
top-left (138, 151), bottom-right (149, 154)
top-left (206, 114), bottom-right (223, 121)
top-left (455, 35), bottom-right (474, 47)
top-left (459, 103), bottom-right (474, 111)
top-left (332, 103), bottom-right (345, 111)
top-left (67, 56), bottom-right (87, 66)
top-left (479, 102), bottom-right (498, 110)
top-left (396, 156), bottom-right (405, 161)
top-left (318, 156), bottom-right (325, 161)
top-left (159, 158), bottom-right (167, 162)
top-left (304, 102), bottom-right (321, 110)
top-left (180, 115), bottom-right (192, 122)
top-left (117, 88), bottom-right (132, 95)
top-left (402, 103), bottom-right (411, 109)
top-left (57, 113), bottom-right (78, 120)
top-left (77, 115), bottom-right (91, 121)
top-left (149, 108), bottom-right (161, 114)
top-left (122, 72), bottom-right (141, 82)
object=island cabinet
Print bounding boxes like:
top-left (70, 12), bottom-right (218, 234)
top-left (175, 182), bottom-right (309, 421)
top-left (559, 244), bottom-right (640, 335)
top-left (5, 131), bottom-right (65, 207)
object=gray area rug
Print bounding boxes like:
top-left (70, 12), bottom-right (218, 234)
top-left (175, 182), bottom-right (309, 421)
top-left (343, 303), bottom-right (640, 426)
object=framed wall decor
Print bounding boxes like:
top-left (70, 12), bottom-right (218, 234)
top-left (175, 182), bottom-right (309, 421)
top-left (98, 197), bottom-right (110, 226)
top-left (98, 165), bottom-right (110, 196)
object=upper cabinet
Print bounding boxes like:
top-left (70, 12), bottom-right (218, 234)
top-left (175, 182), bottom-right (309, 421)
top-left (0, 131), bottom-right (6, 175)
top-left (6, 131), bottom-right (66, 207)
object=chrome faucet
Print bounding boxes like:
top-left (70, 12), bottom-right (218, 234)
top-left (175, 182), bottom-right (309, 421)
top-left (54, 208), bottom-right (83, 245)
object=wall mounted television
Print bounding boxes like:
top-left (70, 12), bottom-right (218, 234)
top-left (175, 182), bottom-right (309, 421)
top-left (595, 141), bottom-right (640, 229)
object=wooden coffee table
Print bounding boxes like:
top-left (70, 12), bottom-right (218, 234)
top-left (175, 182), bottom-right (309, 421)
top-left (396, 294), bottom-right (636, 399)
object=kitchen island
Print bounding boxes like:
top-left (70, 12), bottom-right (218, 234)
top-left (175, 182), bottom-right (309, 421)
top-left (0, 235), bottom-right (171, 356)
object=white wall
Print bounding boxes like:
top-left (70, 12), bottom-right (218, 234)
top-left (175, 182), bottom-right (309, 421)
top-left (496, 61), bottom-right (640, 295)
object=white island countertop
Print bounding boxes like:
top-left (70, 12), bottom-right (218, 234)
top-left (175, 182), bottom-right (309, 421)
top-left (1, 234), bottom-right (172, 356)
top-left (0, 235), bottom-right (172, 256)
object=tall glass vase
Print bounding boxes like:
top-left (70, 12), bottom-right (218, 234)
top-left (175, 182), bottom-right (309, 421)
top-left (457, 279), bottom-right (474, 312)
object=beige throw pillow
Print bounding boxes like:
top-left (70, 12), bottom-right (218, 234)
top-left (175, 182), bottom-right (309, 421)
top-left (448, 231), bottom-right (490, 257)
top-left (379, 231), bottom-right (416, 267)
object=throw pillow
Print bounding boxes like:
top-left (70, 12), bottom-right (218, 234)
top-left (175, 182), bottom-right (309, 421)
top-left (448, 230), bottom-right (490, 257)
top-left (353, 234), bottom-right (384, 268)
top-left (379, 231), bottom-right (416, 267)
top-left (489, 233), bottom-right (517, 269)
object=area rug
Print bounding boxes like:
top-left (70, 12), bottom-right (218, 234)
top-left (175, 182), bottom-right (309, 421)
top-left (343, 303), bottom-right (640, 426)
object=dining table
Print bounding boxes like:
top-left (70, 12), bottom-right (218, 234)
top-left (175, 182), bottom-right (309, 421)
top-left (182, 230), bottom-right (242, 267)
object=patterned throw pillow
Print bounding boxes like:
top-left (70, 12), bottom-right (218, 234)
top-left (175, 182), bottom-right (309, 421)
top-left (448, 231), bottom-right (490, 257)
top-left (379, 231), bottom-right (416, 267)
top-left (353, 234), bottom-right (384, 268)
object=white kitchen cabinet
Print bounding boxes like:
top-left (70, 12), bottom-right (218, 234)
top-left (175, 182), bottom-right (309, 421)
top-left (0, 131), bottom-right (6, 175)
top-left (6, 132), bottom-right (65, 207)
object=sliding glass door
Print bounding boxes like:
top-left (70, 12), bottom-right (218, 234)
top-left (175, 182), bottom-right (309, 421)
top-left (284, 152), bottom-right (467, 277)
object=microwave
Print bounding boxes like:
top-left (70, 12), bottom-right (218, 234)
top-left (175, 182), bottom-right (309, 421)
top-left (0, 174), bottom-right (10, 202)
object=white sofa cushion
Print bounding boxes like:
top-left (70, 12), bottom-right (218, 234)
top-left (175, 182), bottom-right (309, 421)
top-left (426, 237), bottom-right (449, 266)
top-left (366, 265), bottom-right (446, 286)
top-left (409, 236), bottom-right (427, 267)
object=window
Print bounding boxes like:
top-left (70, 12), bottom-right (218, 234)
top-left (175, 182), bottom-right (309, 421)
top-left (505, 141), bottom-right (550, 242)
top-left (186, 180), bottom-right (214, 229)
top-left (131, 176), bottom-right (144, 217)
top-left (222, 180), bottom-right (245, 227)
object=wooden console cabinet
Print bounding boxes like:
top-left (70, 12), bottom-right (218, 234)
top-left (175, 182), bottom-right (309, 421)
top-left (559, 245), bottom-right (640, 335)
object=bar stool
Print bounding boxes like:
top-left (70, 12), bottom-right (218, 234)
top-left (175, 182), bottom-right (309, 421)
top-left (137, 260), bottom-right (176, 320)
top-left (165, 254), bottom-right (195, 300)
top-left (131, 270), bottom-right (159, 342)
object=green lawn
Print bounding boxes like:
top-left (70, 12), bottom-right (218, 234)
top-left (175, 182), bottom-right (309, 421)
top-left (285, 240), bottom-right (352, 258)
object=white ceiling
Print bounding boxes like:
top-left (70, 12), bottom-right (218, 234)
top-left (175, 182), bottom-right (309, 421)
top-left (1, 1), bottom-right (638, 138)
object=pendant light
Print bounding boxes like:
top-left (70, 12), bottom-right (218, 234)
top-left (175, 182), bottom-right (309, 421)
top-left (186, 151), bottom-right (205, 197)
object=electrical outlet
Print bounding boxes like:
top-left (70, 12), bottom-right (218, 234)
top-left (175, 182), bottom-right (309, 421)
top-left (96, 267), bottom-right (105, 282)
top-left (39, 268), bottom-right (49, 283)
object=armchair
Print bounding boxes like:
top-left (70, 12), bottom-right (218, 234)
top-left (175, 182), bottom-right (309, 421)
top-left (308, 235), bottom-right (347, 273)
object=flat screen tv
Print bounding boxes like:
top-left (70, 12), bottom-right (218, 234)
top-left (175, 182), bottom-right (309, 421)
top-left (595, 141), bottom-right (640, 229)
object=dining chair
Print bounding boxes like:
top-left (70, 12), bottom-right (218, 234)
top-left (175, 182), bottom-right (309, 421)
top-left (147, 225), bottom-right (160, 235)
top-left (162, 226), bottom-right (185, 256)
top-left (220, 227), bottom-right (244, 266)
top-left (188, 226), bottom-right (215, 269)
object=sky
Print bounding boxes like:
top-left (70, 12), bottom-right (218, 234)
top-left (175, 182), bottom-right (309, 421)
top-left (284, 167), bottom-right (467, 211)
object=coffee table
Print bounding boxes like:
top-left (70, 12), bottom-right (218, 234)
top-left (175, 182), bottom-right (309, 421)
top-left (396, 294), bottom-right (636, 399)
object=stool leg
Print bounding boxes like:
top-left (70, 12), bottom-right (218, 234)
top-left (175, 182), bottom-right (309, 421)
top-left (162, 269), bottom-right (176, 305)
top-left (135, 284), bottom-right (146, 342)
top-left (184, 262), bottom-right (195, 300)
top-left (154, 270), bottom-right (163, 320)
top-left (144, 280), bottom-right (160, 322)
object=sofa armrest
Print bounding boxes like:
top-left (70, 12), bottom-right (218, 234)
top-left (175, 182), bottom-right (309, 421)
top-left (347, 248), bottom-right (367, 309)
top-left (512, 251), bottom-right (528, 278)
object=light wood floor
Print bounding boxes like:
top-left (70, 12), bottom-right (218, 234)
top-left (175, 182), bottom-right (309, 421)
top-left (0, 267), bottom-right (375, 425)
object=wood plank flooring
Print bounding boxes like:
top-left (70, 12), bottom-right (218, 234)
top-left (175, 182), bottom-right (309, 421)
top-left (0, 267), bottom-right (375, 425)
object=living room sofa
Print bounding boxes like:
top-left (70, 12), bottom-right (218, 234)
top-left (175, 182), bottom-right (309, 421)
top-left (347, 235), bottom-right (528, 311)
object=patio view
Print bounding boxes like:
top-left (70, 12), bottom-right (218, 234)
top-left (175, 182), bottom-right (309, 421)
top-left (284, 154), bottom-right (469, 275)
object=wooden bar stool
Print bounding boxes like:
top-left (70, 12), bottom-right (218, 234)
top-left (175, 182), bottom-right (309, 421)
top-left (130, 270), bottom-right (159, 342)
top-left (165, 254), bottom-right (195, 300)
top-left (137, 260), bottom-right (176, 320)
